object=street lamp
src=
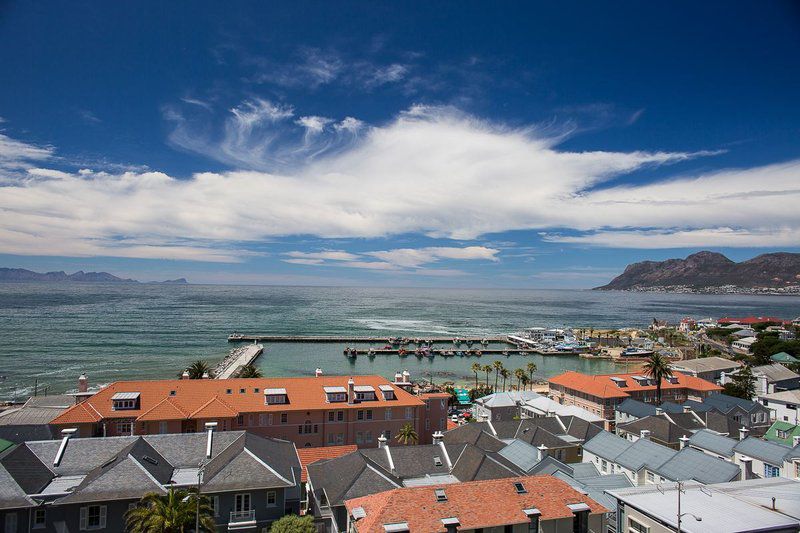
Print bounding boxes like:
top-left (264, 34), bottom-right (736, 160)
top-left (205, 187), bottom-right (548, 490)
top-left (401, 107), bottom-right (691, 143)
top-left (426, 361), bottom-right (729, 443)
top-left (675, 480), bottom-right (702, 532)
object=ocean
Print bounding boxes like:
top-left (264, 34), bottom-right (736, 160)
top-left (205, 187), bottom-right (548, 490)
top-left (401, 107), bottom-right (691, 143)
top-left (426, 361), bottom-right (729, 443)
top-left (1, 283), bottom-right (798, 400)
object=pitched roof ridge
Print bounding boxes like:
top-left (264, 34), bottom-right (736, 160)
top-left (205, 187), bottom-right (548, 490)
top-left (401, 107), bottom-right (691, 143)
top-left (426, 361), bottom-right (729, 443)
top-left (136, 396), bottom-right (190, 420)
top-left (188, 395), bottom-right (239, 418)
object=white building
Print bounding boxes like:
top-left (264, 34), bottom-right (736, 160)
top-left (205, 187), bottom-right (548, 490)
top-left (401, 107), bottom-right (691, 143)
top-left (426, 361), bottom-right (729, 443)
top-left (760, 389), bottom-right (800, 424)
top-left (731, 336), bottom-right (757, 353)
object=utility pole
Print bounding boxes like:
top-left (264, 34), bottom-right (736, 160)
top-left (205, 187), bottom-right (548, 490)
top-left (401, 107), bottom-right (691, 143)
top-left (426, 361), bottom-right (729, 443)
top-left (196, 461), bottom-right (205, 532)
top-left (676, 480), bottom-right (682, 533)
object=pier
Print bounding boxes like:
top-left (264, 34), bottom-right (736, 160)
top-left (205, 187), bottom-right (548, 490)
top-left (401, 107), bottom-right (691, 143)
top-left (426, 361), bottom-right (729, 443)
top-left (215, 343), bottom-right (264, 379)
top-left (228, 334), bottom-right (509, 344)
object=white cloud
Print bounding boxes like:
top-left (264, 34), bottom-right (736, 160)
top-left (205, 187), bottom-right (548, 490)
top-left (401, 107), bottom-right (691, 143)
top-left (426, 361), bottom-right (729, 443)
top-left (1, 106), bottom-right (799, 262)
top-left (296, 115), bottom-right (333, 136)
top-left (365, 246), bottom-right (499, 268)
top-left (285, 250), bottom-right (360, 261)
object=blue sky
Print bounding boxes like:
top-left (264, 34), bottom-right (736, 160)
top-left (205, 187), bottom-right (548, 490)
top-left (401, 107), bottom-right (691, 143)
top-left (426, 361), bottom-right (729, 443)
top-left (1, 2), bottom-right (799, 287)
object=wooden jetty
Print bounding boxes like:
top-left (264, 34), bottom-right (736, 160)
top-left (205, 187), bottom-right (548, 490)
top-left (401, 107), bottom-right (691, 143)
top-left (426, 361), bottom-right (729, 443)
top-left (345, 348), bottom-right (540, 356)
top-left (215, 343), bottom-right (264, 379)
top-left (228, 334), bottom-right (508, 344)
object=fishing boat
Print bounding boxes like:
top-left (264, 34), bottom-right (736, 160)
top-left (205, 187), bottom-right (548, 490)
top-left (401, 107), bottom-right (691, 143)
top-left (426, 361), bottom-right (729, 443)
top-left (620, 347), bottom-right (655, 357)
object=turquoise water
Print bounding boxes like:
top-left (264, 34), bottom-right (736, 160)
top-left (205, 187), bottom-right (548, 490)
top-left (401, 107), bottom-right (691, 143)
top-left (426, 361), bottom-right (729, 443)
top-left (0, 283), bottom-right (798, 399)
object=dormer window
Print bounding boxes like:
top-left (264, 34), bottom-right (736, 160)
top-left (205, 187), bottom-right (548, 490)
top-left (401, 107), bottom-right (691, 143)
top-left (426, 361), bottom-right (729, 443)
top-left (354, 385), bottom-right (376, 401)
top-left (610, 377), bottom-right (628, 388)
top-left (379, 384), bottom-right (395, 400)
top-left (324, 386), bottom-right (347, 403)
top-left (264, 388), bottom-right (288, 405)
top-left (111, 392), bottom-right (140, 410)
top-left (435, 488), bottom-right (447, 502)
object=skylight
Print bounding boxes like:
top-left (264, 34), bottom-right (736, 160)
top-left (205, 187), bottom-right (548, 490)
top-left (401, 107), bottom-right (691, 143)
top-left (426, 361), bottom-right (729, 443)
top-left (514, 482), bottom-right (527, 494)
top-left (435, 488), bottom-right (447, 502)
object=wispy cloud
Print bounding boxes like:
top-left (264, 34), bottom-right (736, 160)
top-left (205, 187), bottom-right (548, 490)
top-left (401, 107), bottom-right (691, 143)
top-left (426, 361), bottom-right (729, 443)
top-left (1, 105), bottom-right (797, 263)
top-left (77, 109), bottom-right (102, 124)
top-left (281, 246), bottom-right (496, 273)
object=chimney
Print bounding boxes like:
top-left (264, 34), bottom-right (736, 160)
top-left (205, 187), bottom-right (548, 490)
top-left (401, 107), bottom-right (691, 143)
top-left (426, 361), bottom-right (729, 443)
top-left (181, 370), bottom-right (190, 380)
top-left (402, 370), bottom-right (410, 383)
top-left (740, 456), bottom-right (753, 480)
top-left (348, 377), bottom-right (356, 404)
top-left (739, 427), bottom-right (749, 441)
top-left (793, 435), bottom-right (800, 448)
top-left (77, 373), bottom-right (88, 393)
top-left (378, 434), bottom-right (387, 449)
top-left (394, 372), bottom-right (402, 383)
top-left (315, 368), bottom-right (323, 377)
top-left (537, 444), bottom-right (548, 461)
top-left (655, 407), bottom-right (664, 415)
top-left (679, 435), bottom-right (689, 450)
top-left (640, 429), bottom-right (651, 441)
top-left (683, 405), bottom-right (692, 413)
top-left (54, 428), bottom-right (78, 467)
top-left (432, 431), bottom-right (444, 445)
top-left (205, 421), bottom-right (218, 458)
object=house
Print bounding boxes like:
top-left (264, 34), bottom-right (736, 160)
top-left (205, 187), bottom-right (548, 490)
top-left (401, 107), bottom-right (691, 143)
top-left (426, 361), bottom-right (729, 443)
top-left (344, 475), bottom-right (607, 533)
top-left (683, 393), bottom-right (772, 433)
top-left (617, 415), bottom-right (700, 449)
top-left (607, 481), bottom-right (800, 533)
top-left (614, 398), bottom-right (684, 425)
top-left (548, 371), bottom-right (721, 429)
top-left (582, 430), bottom-right (740, 486)
top-left (671, 357), bottom-right (742, 384)
top-left (723, 363), bottom-right (800, 396)
top-left (0, 395), bottom-right (72, 444)
top-left (711, 477), bottom-right (800, 522)
top-left (771, 351), bottom-right (800, 364)
top-left (719, 316), bottom-right (790, 327)
top-left (760, 389), bottom-right (800, 424)
top-left (731, 336), bottom-right (758, 353)
top-left (688, 428), bottom-right (800, 480)
top-left (0, 428), bottom-right (302, 533)
top-left (765, 327), bottom-right (797, 341)
top-left (520, 395), bottom-right (604, 423)
top-left (764, 421), bottom-right (800, 447)
top-left (49, 374), bottom-right (448, 448)
top-left (305, 432), bottom-right (524, 532)
top-left (732, 328), bottom-right (757, 339)
top-left (678, 317), bottom-right (696, 333)
top-left (472, 390), bottom-right (540, 422)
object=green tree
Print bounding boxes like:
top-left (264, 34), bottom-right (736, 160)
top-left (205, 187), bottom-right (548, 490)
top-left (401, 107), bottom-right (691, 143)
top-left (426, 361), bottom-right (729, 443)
top-left (269, 514), bottom-right (315, 533)
top-left (482, 364), bottom-right (493, 387)
top-left (183, 360), bottom-right (214, 379)
top-left (236, 364), bottom-right (262, 378)
top-left (500, 368), bottom-right (510, 392)
top-left (520, 375), bottom-right (530, 391)
top-left (514, 368), bottom-right (525, 390)
top-left (492, 360), bottom-right (503, 392)
top-left (125, 487), bottom-right (215, 532)
top-left (471, 362), bottom-right (482, 389)
top-left (642, 352), bottom-right (674, 405)
top-left (396, 422), bottom-right (419, 445)
top-left (526, 362), bottom-right (537, 386)
top-left (723, 365), bottom-right (756, 399)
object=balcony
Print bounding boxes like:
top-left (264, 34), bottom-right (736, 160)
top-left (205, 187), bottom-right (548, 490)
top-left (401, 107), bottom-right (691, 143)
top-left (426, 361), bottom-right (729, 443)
top-left (228, 509), bottom-right (256, 530)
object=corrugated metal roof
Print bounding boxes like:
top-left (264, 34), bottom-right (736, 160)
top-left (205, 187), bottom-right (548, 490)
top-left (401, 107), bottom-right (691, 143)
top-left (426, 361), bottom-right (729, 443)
top-left (688, 429), bottom-right (737, 457)
top-left (263, 388), bottom-right (287, 395)
top-left (111, 392), bottom-right (140, 401)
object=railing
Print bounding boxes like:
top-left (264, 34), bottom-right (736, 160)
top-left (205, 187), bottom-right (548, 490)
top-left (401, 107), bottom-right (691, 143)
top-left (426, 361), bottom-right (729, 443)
top-left (229, 509), bottom-right (256, 523)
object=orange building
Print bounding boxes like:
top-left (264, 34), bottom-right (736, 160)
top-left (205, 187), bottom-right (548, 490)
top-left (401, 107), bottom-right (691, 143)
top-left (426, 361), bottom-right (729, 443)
top-left (548, 371), bottom-right (721, 429)
top-left (50, 374), bottom-right (448, 448)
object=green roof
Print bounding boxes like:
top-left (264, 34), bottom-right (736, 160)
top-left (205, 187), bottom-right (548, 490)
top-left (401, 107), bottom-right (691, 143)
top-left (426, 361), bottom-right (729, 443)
top-left (770, 352), bottom-right (798, 363)
top-left (764, 420), bottom-right (800, 446)
top-left (0, 438), bottom-right (13, 454)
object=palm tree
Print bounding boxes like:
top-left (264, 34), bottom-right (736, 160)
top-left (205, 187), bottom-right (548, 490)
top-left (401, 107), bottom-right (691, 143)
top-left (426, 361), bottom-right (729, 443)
top-left (514, 368), bottom-right (525, 390)
top-left (642, 352), bottom-right (674, 405)
top-left (125, 487), bottom-right (215, 532)
top-left (184, 360), bottom-right (213, 379)
top-left (471, 362), bottom-right (482, 389)
top-left (521, 375), bottom-right (530, 391)
top-left (492, 360), bottom-right (503, 392)
top-left (500, 368), bottom-right (510, 392)
top-left (237, 364), bottom-right (262, 378)
top-left (482, 365), bottom-right (493, 388)
top-left (396, 423), bottom-right (418, 445)
top-left (526, 362), bottom-right (537, 386)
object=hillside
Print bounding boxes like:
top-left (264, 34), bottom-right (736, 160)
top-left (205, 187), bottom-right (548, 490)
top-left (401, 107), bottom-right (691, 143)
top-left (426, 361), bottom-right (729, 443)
top-left (0, 268), bottom-right (187, 284)
top-left (595, 252), bottom-right (800, 291)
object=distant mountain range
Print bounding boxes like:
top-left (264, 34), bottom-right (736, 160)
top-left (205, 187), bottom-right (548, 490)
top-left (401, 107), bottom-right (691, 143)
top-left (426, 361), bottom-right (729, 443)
top-left (595, 251), bottom-right (800, 293)
top-left (0, 268), bottom-right (187, 284)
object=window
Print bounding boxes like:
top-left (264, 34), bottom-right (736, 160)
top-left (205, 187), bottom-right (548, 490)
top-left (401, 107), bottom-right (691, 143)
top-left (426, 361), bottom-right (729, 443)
top-left (366, 409), bottom-right (373, 420)
top-left (336, 433), bottom-right (344, 445)
top-left (777, 429), bottom-right (789, 439)
top-left (32, 508), bottom-right (46, 529)
top-left (212, 496), bottom-right (220, 517)
top-left (646, 472), bottom-right (654, 483)
top-left (281, 413), bottom-right (288, 424)
top-left (266, 394), bottom-right (286, 404)
top-left (328, 411), bottom-right (335, 422)
top-left (764, 463), bottom-right (781, 478)
top-left (601, 459), bottom-right (608, 473)
top-left (304, 420), bottom-right (312, 434)
top-left (385, 408), bottom-right (392, 420)
top-left (365, 431), bottom-right (373, 443)
top-left (358, 410), bottom-right (364, 420)
top-left (435, 488), bottom-right (447, 502)
top-left (254, 388), bottom-right (260, 393)
top-left (112, 399), bottom-right (137, 410)
top-left (514, 482), bottom-right (527, 494)
top-left (5, 513), bottom-right (17, 533)
top-left (235, 493), bottom-right (251, 512)
top-left (240, 388), bottom-right (245, 394)
top-left (327, 392), bottom-right (347, 402)
top-left (405, 407), bottom-right (413, 420)
top-left (117, 420), bottom-right (133, 435)
top-left (237, 415), bottom-right (244, 425)
top-left (226, 389), bottom-right (232, 395)
top-left (439, 418), bottom-right (445, 430)
top-left (572, 511), bottom-right (588, 533)
top-left (356, 431), bottom-right (363, 444)
top-left (425, 418), bottom-right (430, 430)
top-left (266, 490), bottom-right (277, 507)
top-left (384, 430), bottom-right (391, 440)
top-left (159, 421), bottom-right (168, 434)
top-left (528, 516), bottom-right (540, 532)
top-left (80, 505), bottom-right (107, 530)
top-left (425, 401), bottom-right (430, 411)
top-left (337, 411), bottom-right (344, 422)
top-left (628, 517), bottom-right (650, 533)
top-left (169, 390), bottom-right (176, 396)
top-left (327, 433), bottom-right (336, 445)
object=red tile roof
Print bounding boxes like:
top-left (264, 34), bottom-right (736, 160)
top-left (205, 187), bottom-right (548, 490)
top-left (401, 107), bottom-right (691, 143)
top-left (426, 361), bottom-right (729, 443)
top-left (297, 445), bottom-right (358, 482)
top-left (344, 475), bottom-right (606, 532)
top-left (548, 370), bottom-right (721, 399)
top-left (719, 316), bottom-right (789, 325)
top-left (50, 375), bottom-right (424, 426)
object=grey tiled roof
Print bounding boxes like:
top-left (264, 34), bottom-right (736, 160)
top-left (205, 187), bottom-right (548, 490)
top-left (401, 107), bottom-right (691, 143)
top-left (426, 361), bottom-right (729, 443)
top-left (688, 429), bottom-right (737, 457)
top-left (653, 447), bottom-right (740, 484)
top-left (733, 436), bottom-right (792, 465)
top-left (616, 399), bottom-right (683, 418)
top-left (497, 439), bottom-right (540, 472)
top-left (615, 438), bottom-right (676, 472)
top-left (0, 463), bottom-right (34, 510)
top-left (582, 431), bottom-right (631, 460)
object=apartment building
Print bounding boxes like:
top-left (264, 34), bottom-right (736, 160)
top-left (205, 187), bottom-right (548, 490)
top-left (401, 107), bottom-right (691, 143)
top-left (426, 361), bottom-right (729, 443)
top-left (49, 374), bottom-right (447, 448)
top-left (548, 371), bottom-right (721, 429)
